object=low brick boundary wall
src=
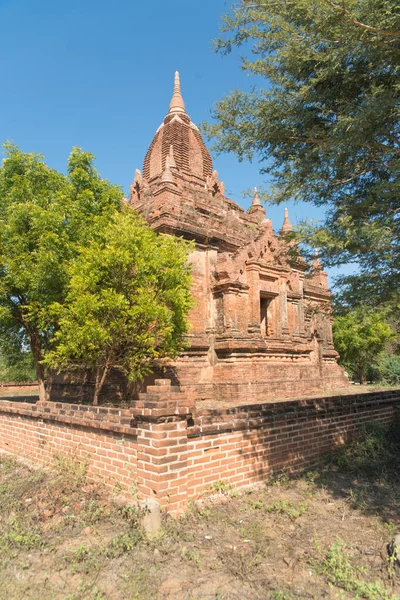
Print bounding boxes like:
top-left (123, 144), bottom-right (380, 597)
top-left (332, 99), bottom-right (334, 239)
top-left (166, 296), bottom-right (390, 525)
top-left (0, 400), bottom-right (138, 495)
top-left (0, 381), bottom-right (38, 387)
top-left (187, 391), bottom-right (400, 499)
top-left (0, 381), bottom-right (398, 514)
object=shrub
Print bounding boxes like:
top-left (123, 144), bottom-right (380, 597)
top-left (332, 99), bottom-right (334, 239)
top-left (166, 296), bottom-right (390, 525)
top-left (334, 422), bottom-right (397, 473)
top-left (377, 353), bottom-right (400, 386)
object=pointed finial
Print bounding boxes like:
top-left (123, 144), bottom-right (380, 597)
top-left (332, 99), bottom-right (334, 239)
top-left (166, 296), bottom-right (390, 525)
top-left (312, 248), bottom-right (322, 269)
top-left (248, 185), bottom-right (265, 219)
top-left (169, 71), bottom-right (186, 114)
top-left (252, 187), bottom-right (261, 206)
top-left (161, 155), bottom-right (175, 184)
top-left (281, 207), bottom-right (293, 233)
top-left (310, 247), bottom-right (328, 287)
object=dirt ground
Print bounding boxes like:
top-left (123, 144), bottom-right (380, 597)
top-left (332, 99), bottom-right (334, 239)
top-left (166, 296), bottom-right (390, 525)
top-left (0, 423), bottom-right (400, 600)
top-left (0, 384), bottom-right (38, 403)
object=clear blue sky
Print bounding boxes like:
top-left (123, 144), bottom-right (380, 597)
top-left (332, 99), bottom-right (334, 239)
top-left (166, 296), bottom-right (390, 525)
top-left (0, 0), bottom-right (353, 283)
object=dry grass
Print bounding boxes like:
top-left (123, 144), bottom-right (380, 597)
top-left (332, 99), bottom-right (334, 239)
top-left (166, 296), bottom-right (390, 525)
top-left (0, 422), bottom-right (400, 599)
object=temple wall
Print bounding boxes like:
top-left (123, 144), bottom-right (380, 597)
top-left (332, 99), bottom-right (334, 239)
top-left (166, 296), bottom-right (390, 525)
top-left (170, 357), bottom-right (348, 403)
top-left (186, 246), bottom-right (218, 335)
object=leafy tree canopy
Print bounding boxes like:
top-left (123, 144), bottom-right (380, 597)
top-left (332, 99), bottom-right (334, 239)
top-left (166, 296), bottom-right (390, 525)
top-left (0, 143), bottom-right (122, 400)
top-left (45, 210), bottom-right (194, 405)
top-left (0, 343), bottom-right (35, 383)
top-left (333, 307), bottom-right (396, 383)
top-left (377, 352), bottom-right (400, 386)
top-left (204, 0), bottom-right (400, 306)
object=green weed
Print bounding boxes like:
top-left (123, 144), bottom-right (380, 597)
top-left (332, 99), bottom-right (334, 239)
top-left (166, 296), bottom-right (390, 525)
top-left (54, 453), bottom-right (88, 488)
top-left (209, 480), bottom-right (231, 494)
top-left (269, 471), bottom-right (290, 488)
top-left (239, 521), bottom-right (269, 547)
top-left (104, 530), bottom-right (142, 558)
top-left (181, 547), bottom-right (201, 568)
top-left (82, 498), bottom-right (105, 524)
top-left (62, 581), bottom-right (106, 600)
top-left (265, 499), bottom-right (308, 520)
top-left (318, 538), bottom-right (395, 600)
top-left (28, 469), bottom-right (46, 484)
top-left (269, 592), bottom-right (294, 600)
top-left (384, 521), bottom-right (398, 536)
top-left (347, 488), bottom-right (369, 510)
top-left (305, 471), bottom-right (317, 486)
top-left (122, 566), bottom-right (155, 600)
top-left (0, 457), bottom-right (18, 475)
top-left (64, 544), bottom-right (99, 575)
top-left (0, 515), bottom-right (42, 552)
top-left (119, 503), bottom-right (142, 528)
top-left (247, 497), bottom-right (264, 510)
top-left (334, 422), bottom-right (395, 474)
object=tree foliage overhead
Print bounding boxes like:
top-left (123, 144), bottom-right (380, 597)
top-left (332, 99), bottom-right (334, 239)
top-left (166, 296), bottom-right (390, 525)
top-left (204, 0), bottom-right (400, 304)
top-left (45, 210), bottom-right (193, 405)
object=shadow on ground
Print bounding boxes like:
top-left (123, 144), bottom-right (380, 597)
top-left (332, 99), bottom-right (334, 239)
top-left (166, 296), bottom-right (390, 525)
top-left (308, 421), bottom-right (400, 527)
top-left (0, 394), bottom-right (38, 403)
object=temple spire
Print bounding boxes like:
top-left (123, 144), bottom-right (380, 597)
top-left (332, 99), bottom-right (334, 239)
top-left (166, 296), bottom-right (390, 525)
top-left (248, 186), bottom-right (265, 220)
top-left (252, 187), bottom-right (261, 207)
top-left (169, 71), bottom-right (186, 114)
top-left (312, 248), bottom-right (322, 270)
top-left (310, 248), bottom-right (329, 288)
top-left (281, 207), bottom-right (293, 233)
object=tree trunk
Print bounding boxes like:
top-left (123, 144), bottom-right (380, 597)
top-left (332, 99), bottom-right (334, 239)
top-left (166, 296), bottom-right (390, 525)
top-left (45, 370), bottom-right (53, 402)
top-left (358, 365), bottom-right (366, 385)
top-left (93, 365), bottom-right (110, 406)
top-left (31, 335), bottom-right (46, 403)
top-left (37, 376), bottom-right (46, 403)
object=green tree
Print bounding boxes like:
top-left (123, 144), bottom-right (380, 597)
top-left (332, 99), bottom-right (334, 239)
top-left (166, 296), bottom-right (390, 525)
top-left (45, 210), bottom-right (193, 405)
top-left (376, 352), bottom-right (400, 386)
top-left (333, 308), bottom-right (395, 383)
top-left (0, 144), bottom-right (122, 401)
top-left (205, 0), bottom-right (400, 305)
top-left (0, 344), bottom-right (35, 383)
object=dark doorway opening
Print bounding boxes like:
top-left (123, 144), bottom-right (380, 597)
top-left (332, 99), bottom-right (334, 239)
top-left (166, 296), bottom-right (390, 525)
top-left (260, 296), bottom-right (273, 336)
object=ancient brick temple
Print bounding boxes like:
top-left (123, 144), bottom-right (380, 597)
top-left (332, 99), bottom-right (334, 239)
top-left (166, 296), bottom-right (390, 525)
top-left (128, 72), bottom-right (348, 403)
top-left (7, 74), bottom-right (378, 517)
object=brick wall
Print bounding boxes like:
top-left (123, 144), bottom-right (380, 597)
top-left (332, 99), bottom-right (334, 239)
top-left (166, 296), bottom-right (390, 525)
top-left (0, 401), bottom-right (138, 497)
top-left (0, 382), bottom-right (399, 515)
top-left (187, 391), bottom-right (399, 499)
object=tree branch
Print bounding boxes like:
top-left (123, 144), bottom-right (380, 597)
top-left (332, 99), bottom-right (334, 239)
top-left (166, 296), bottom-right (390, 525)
top-left (322, 1), bottom-right (400, 37)
top-left (332, 168), bottom-right (370, 186)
